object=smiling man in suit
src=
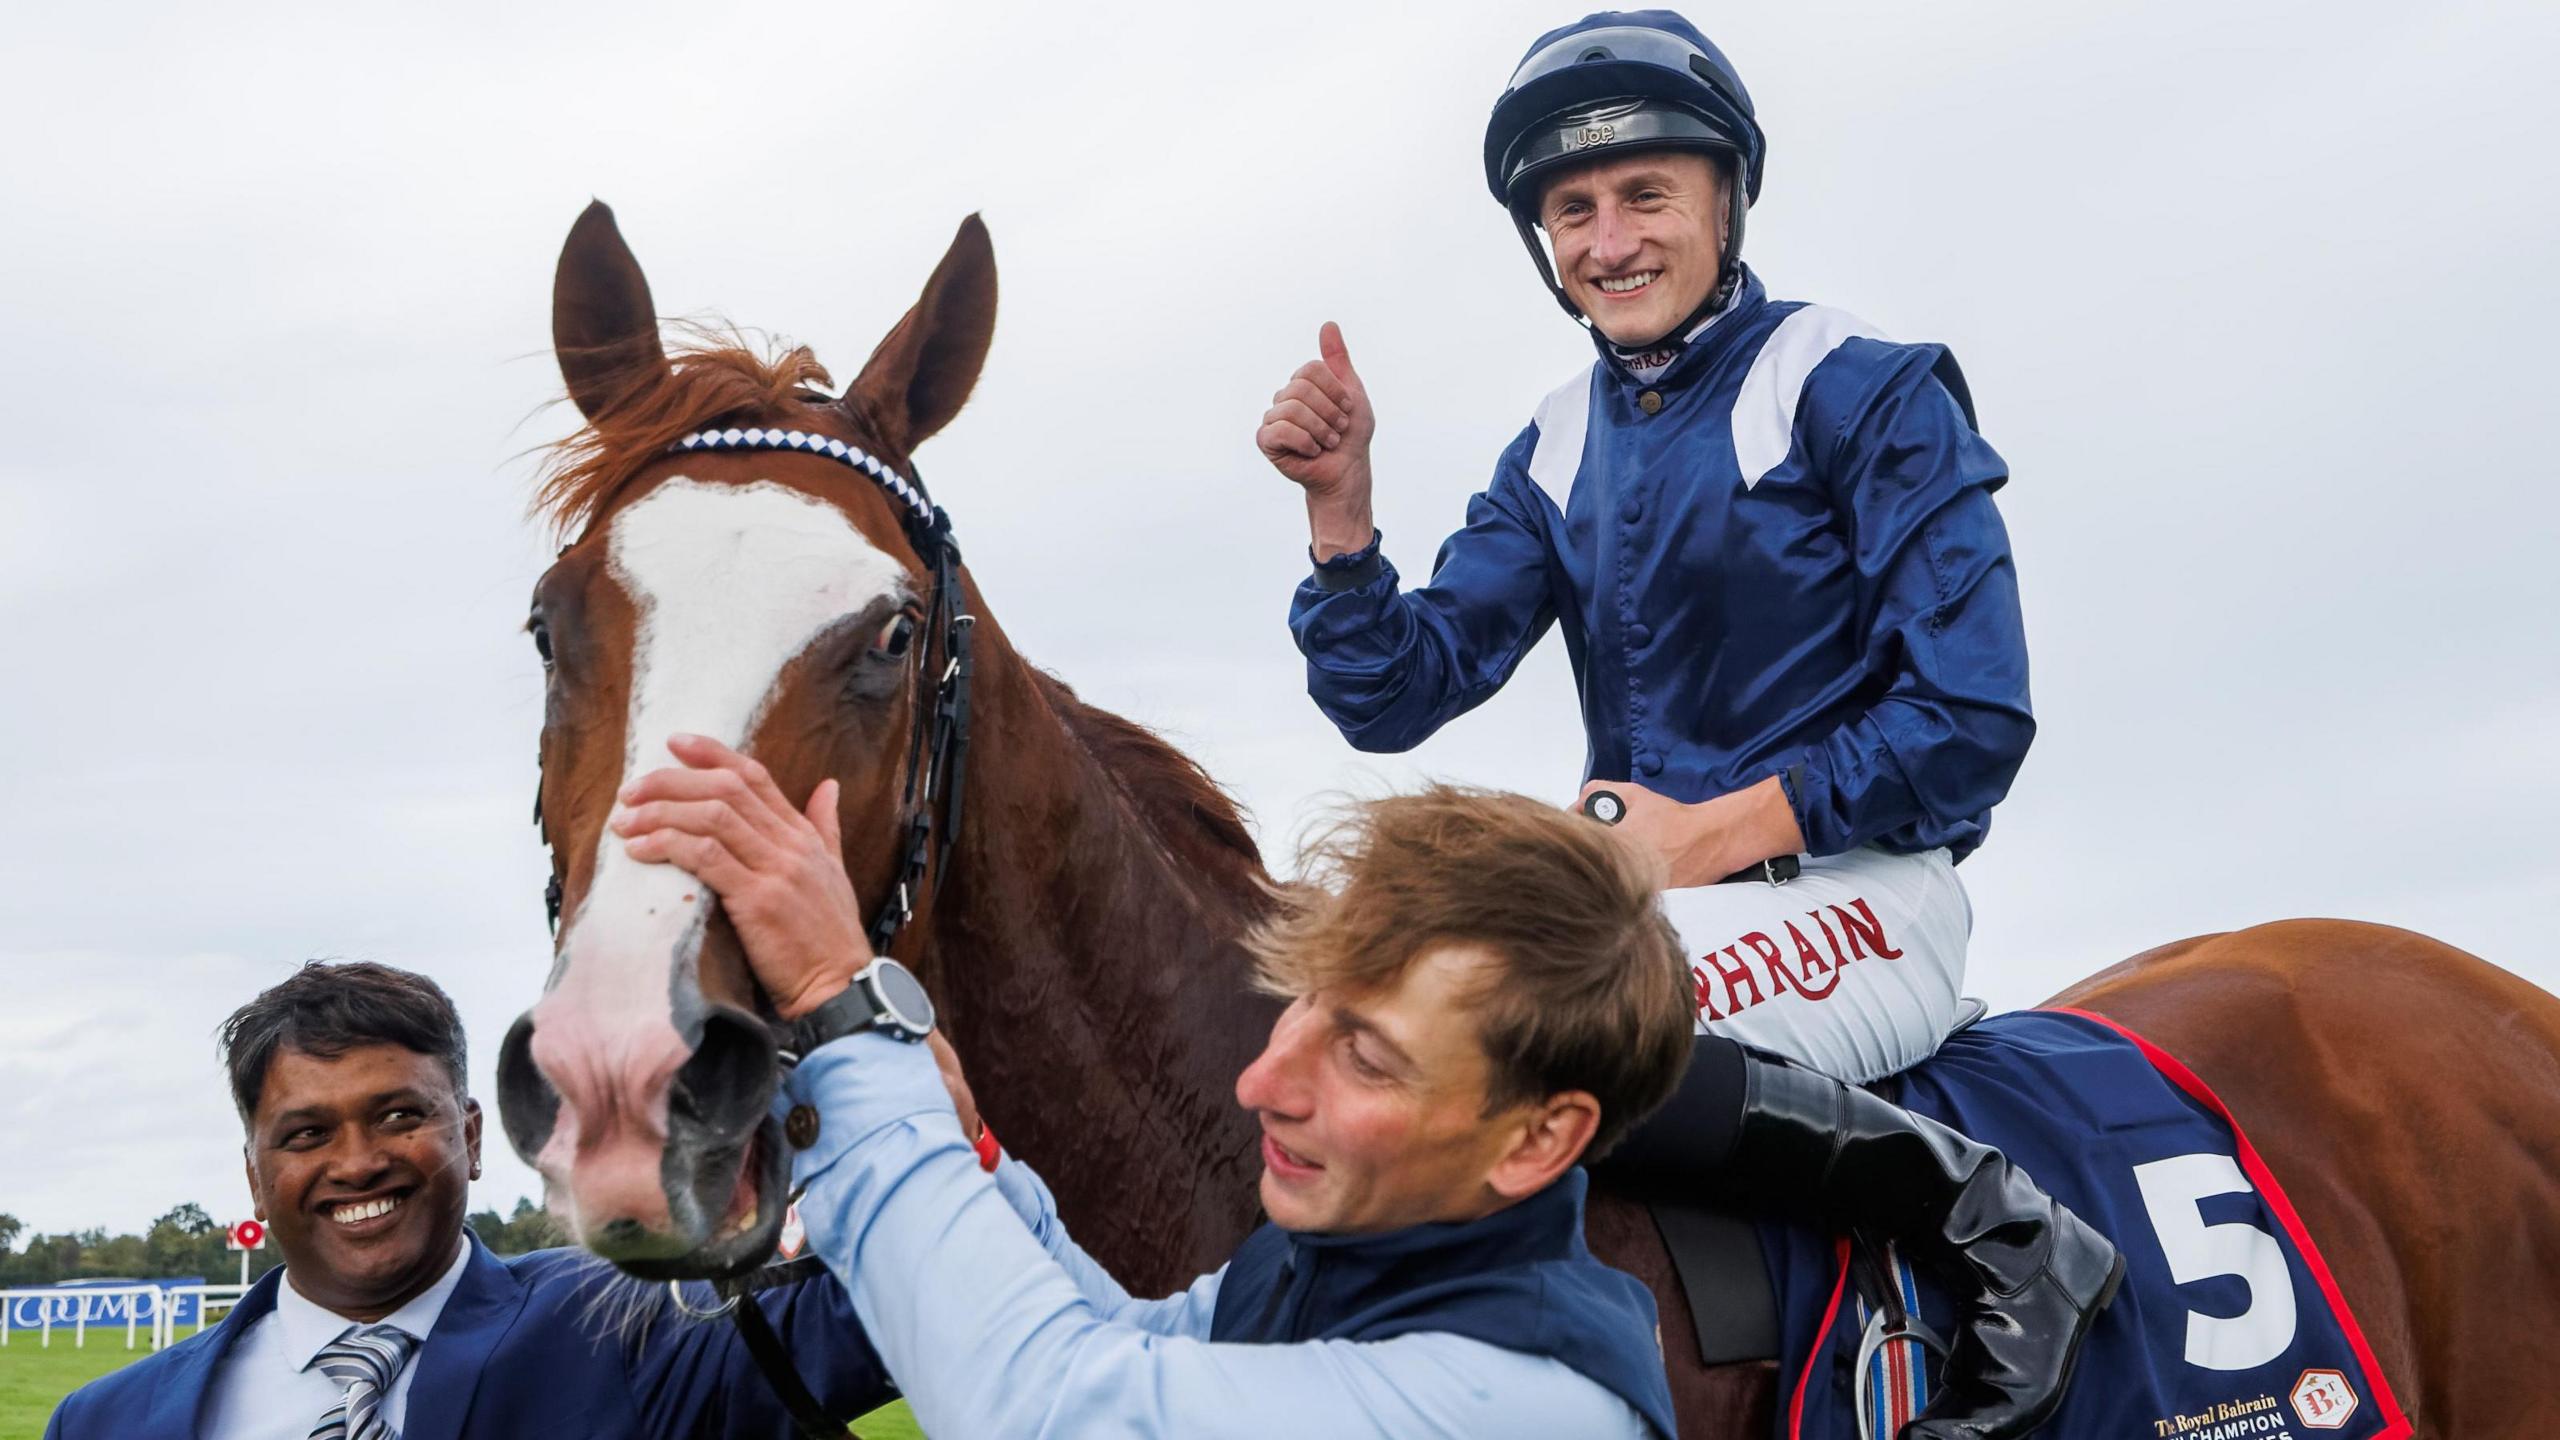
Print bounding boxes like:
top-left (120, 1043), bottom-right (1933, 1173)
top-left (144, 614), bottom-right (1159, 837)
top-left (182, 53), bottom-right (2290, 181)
top-left (45, 961), bottom-right (891, 1440)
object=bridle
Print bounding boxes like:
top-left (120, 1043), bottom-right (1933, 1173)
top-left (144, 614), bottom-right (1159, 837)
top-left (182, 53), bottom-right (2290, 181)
top-left (530, 420), bottom-right (977, 1439)
top-left (537, 421), bottom-right (977, 960)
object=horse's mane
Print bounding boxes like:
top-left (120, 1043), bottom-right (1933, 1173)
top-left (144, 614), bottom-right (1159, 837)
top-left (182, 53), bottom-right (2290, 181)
top-left (534, 326), bottom-right (832, 533)
top-left (1030, 669), bottom-right (1265, 882)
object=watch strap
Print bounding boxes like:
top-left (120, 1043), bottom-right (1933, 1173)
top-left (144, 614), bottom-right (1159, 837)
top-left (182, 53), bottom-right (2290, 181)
top-left (785, 980), bottom-right (885, 1058)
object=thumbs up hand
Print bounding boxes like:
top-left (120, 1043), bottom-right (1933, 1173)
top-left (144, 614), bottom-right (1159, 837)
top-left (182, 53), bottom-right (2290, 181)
top-left (1258, 322), bottom-right (1377, 558)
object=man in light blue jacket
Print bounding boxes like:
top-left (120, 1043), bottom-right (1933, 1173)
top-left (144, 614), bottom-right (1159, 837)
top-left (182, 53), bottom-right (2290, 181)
top-left (621, 725), bottom-right (2115, 1439)
top-left (620, 772), bottom-right (1695, 1437)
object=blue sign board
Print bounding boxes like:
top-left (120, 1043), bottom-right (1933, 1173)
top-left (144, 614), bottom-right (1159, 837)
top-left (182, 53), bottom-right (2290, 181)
top-left (2, 1278), bottom-right (206, 1331)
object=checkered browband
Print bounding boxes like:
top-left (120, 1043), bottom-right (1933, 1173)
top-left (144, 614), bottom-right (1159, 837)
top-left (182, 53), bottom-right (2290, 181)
top-left (669, 427), bottom-right (938, 533)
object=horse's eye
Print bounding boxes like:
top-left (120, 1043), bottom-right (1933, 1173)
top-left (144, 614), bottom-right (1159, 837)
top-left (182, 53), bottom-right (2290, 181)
top-left (529, 616), bottom-right (555, 668)
top-left (872, 613), bottom-right (917, 660)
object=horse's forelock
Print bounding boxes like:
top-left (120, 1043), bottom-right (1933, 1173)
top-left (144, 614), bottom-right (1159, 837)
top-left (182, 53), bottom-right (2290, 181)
top-left (535, 325), bottom-right (839, 536)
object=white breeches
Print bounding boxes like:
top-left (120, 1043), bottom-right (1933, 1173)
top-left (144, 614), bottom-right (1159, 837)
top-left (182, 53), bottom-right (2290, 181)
top-left (1659, 845), bottom-right (1970, 1084)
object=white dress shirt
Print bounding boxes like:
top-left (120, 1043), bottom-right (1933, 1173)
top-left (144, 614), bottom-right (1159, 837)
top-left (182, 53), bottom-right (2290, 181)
top-left (202, 1235), bottom-right (471, 1440)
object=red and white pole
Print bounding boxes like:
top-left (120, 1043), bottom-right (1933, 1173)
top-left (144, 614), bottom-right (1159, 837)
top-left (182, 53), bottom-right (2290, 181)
top-left (225, 1220), bottom-right (267, 1295)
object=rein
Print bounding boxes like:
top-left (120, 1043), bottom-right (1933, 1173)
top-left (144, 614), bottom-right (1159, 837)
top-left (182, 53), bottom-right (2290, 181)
top-left (532, 422), bottom-right (978, 1439)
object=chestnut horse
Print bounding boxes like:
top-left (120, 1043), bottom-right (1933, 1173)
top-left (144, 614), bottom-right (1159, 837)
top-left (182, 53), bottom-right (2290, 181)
top-left (497, 203), bottom-right (2560, 1435)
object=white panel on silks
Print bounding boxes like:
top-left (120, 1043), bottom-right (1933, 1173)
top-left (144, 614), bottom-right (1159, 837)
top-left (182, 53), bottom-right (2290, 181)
top-left (1732, 306), bottom-right (1888, 490)
top-left (1524, 363), bottom-right (1598, 512)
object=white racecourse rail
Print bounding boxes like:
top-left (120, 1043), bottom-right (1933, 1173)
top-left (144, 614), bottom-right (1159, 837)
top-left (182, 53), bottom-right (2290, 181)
top-left (0, 1283), bottom-right (248, 1350)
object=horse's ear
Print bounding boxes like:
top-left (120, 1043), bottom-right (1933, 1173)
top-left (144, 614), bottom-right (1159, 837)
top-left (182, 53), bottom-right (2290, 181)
top-left (845, 214), bottom-right (997, 453)
top-left (553, 200), bottom-right (669, 422)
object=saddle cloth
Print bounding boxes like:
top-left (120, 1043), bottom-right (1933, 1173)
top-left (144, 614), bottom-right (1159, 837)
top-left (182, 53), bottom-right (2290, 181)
top-left (1762, 1008), bottom-right (2413, 1440)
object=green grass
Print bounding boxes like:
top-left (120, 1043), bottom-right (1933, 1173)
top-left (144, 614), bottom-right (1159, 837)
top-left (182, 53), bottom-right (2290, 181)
top-left (0, 1323), bottom-right (203, 1438)
top-left (0, 1326), bottom-right (922, 1438)
top-left (850, 1400), bottom-right (924, 1439)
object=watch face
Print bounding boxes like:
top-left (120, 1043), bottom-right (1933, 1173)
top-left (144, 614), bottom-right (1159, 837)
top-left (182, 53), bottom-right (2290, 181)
top-left (871, 960), bottom-right (936, 1035)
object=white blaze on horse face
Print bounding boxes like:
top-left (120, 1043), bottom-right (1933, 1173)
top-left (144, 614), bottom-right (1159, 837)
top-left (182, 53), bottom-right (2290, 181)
top-left (531, 476), bottom-right (902, 1202)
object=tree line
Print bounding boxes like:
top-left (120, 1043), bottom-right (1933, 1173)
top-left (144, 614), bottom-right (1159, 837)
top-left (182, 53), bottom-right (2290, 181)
top-left (0, 1201), bottom-right (565, 1287)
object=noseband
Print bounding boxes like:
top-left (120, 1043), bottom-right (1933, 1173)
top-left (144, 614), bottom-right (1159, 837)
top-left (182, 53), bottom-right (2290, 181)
top-left (537, 423), bottom-right (977, 958)
top-left (528, 423), bottom-right (977, 1439)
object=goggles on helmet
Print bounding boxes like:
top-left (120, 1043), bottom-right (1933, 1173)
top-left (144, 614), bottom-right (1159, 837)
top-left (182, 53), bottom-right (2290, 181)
top-left (1500, 98), bottom-right (1745, 222)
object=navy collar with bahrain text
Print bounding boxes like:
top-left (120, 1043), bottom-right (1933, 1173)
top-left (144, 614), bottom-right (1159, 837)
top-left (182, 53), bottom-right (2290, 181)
top-left (1597, 265), bottom-right (1767, 388)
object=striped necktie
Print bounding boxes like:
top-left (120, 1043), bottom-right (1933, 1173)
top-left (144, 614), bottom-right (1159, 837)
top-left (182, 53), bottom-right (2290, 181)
top-left (308, 1323), bottom-right (418, 1440)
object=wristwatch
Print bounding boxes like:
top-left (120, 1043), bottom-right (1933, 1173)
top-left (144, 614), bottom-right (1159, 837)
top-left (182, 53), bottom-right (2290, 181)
top-left (782, 958), bottom-right (936, 1059)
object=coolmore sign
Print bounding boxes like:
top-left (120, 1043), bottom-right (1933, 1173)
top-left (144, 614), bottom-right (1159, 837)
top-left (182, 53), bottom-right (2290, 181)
top-left (2, 1278), bottom-right (205, 1330)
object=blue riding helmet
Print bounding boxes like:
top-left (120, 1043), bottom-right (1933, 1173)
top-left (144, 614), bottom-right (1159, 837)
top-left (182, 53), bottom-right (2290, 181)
top-left (1483, 11), bottom-right (1766, 320)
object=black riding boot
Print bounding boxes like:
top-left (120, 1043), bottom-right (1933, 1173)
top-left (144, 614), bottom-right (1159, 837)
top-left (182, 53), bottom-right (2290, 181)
top-left (1731, 1056), bottom-right (2121, 1439)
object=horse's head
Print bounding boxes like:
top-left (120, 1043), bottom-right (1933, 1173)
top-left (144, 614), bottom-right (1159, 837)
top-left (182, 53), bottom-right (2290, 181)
top-left (494, 201), bottom-right (995, 1278)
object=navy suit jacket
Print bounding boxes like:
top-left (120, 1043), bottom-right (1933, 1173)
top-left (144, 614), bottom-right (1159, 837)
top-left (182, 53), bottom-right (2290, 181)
top-left (45, 1230), bottom-right (890, 1438)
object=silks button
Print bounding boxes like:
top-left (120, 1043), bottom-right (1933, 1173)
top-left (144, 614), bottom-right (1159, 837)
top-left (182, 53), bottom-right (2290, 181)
top-left (1637, 390), bottom-right (1664, 415)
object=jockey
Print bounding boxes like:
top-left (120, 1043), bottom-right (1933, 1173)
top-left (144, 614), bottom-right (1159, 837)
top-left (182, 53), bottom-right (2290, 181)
top-left (1258, 12), bottom-right (2117, 1434)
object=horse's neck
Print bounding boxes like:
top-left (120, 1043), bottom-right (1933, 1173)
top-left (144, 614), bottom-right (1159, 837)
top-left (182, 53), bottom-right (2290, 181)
top-left (919, 635), bottom-right (1278, 1289)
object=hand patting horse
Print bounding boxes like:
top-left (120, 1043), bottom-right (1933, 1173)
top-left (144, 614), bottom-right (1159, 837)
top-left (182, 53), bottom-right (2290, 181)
top-left (495, 203), bottom-right (2560, 1436)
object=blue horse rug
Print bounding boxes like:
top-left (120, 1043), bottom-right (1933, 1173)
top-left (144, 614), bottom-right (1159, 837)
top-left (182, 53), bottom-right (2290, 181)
top-left (1763, 1008), bottom-right (2412, 1440)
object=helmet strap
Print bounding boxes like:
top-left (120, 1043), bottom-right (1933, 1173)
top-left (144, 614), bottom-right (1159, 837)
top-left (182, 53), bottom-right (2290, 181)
top-left (1716, 172), bottom-right (1747, 298)
top-left (1659, 159), bottom-right (1747, 338)
top-left (1513, 208), bottom-right (1588, 324)
top-left (1657, 273), bottom-right (1737, 355)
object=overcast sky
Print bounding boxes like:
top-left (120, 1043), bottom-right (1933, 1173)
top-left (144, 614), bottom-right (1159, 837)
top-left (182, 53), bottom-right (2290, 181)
top-left (4, 1), bottom-right (2555, 1238)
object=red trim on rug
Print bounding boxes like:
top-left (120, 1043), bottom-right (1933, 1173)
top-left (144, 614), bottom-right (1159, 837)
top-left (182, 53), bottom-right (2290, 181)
top-left (1789, 1236), bottom-right (1854, 1440)
top-left (2046, 1006), bottom-right (2414, 1440)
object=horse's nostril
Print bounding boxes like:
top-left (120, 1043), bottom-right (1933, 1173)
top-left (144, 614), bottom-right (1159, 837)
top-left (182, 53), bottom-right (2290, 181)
top-left (668, 1009), bottom-right (777, 1144)
top-left (495, 1011), bottom-right (561, 1164)
top-left (596, 1217), bottom-right (650, 1248)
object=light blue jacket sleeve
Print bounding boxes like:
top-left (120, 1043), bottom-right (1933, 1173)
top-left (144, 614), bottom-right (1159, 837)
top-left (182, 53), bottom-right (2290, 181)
top-left (785, 1035), bottom-right (1646, 1440)
top-left (986, 1142), bottom-right (1226, 1335)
